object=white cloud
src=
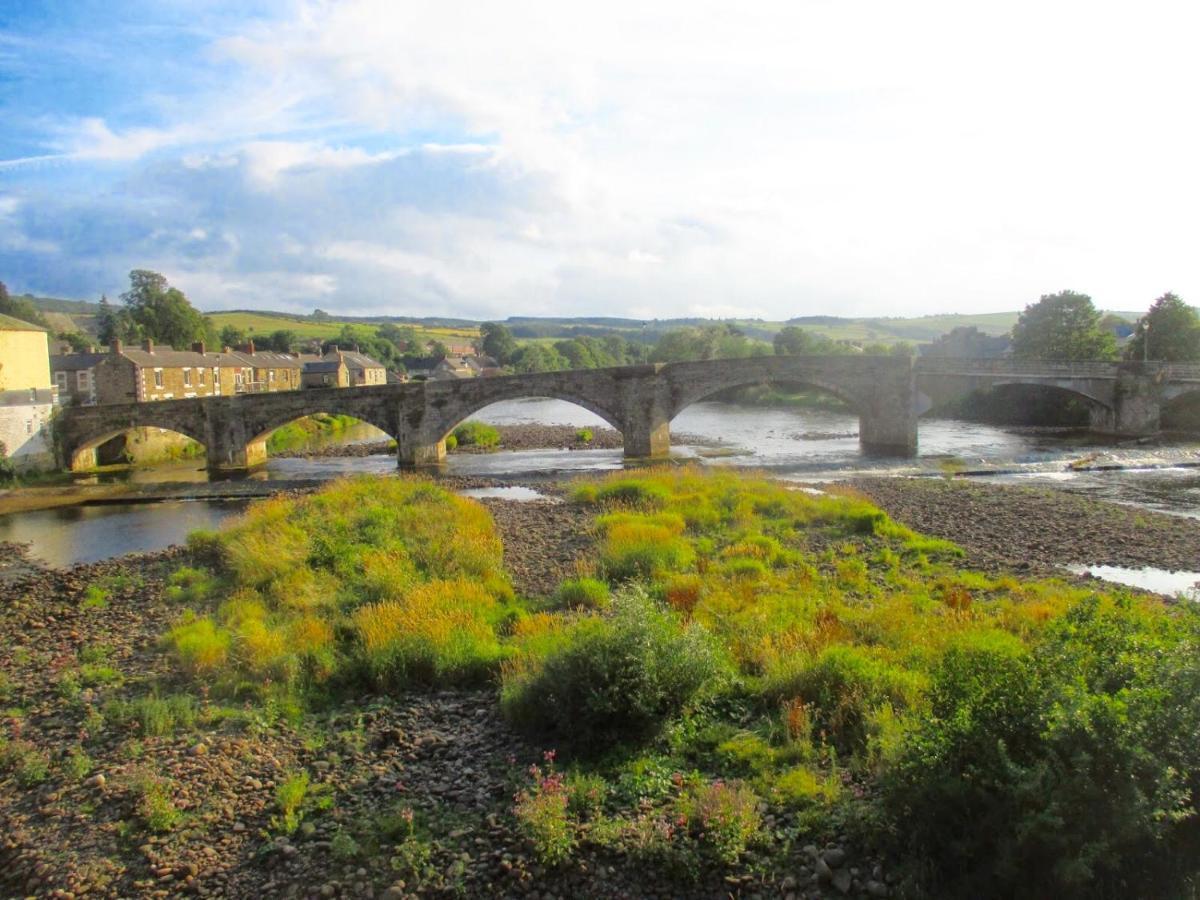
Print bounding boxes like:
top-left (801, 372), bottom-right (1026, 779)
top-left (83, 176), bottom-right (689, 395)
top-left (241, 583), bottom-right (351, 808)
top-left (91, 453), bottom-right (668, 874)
top-left (3, 0), bottom-right (1198, 317)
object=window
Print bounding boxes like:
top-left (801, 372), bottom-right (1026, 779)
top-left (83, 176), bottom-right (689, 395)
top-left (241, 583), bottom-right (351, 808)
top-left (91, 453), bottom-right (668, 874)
top-left (183, 368), bottom-right (192, 387)
top-left (197, 368), bottom-right (205, 385)
top-left (154, 369), bottom-right (164, 388)
top-left (76, 370), bottom-right (89, 389)
top-left (268, 369), bottom-right (275, 383)
top-left (55, 372), bottom-right (67, 390)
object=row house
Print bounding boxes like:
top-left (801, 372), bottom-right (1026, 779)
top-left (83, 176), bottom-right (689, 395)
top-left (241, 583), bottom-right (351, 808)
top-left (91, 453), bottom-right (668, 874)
top-left (51, 340), bottom-right (311, 406)
top-left (298, 347), bottom-right (387, 389)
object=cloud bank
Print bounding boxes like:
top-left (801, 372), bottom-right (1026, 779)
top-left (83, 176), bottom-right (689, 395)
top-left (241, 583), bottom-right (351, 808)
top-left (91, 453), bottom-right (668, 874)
top-left (1, 0), bottom-right (1197, 318)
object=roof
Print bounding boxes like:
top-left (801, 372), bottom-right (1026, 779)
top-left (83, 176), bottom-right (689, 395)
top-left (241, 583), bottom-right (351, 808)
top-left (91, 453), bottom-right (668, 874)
top-left (50, 352), bottom-right (107, 371)
top-left (0, 312), bottom-right (48, 332)
top-left (304, 360), bottom-right (344, 374)
top-left (335, 351), bottom-right (385, 370)
top-left (117, 348), bottom-right (222, 368)
top-left (227, 350), bottom-right (303, 369)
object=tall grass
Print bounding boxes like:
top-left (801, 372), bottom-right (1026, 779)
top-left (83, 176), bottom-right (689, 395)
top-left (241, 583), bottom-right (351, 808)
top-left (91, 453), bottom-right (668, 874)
top-left (165, 476), bottom-right (515, 697)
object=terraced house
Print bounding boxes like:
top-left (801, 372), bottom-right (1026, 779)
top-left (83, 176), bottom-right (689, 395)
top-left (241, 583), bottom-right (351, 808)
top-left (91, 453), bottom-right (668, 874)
top-left (91, 339), bottom-right (233, 403)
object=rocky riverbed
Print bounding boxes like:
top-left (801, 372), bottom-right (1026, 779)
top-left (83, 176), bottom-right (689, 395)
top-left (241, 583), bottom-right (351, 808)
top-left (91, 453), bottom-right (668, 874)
top-left (3, 474), bottom-right (1200, 898)
top-left (850, 476), bottom-right (1200, 577)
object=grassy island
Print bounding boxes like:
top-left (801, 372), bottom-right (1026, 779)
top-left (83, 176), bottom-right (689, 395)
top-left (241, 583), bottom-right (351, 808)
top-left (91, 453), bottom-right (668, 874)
top-left (3, 469), bottom-right (1200, 898)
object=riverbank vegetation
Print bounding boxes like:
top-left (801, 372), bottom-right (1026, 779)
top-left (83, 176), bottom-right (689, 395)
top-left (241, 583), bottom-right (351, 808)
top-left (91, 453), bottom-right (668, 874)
top-left (264, 413), bottom-right (367, 455)
top-left (6, 469), bottom-right (1200, 897)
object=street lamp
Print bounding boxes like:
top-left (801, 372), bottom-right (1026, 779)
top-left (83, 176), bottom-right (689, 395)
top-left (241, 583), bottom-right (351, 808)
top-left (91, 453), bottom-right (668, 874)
top-left (1143, 321), bottom-right (1150, 363)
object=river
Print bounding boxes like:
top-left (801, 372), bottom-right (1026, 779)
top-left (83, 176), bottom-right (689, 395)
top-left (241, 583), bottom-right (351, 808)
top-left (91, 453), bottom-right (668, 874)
top-left (2, 398), bottom-right (1198, 568)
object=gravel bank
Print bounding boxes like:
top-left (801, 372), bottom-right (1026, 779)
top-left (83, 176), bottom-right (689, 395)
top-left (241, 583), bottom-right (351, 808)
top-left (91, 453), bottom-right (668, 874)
top-left (849, 476), bottom-right (1200, 576)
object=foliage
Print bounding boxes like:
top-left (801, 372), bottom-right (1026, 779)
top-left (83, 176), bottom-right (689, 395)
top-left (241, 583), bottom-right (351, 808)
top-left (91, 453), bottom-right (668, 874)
top-left (219, 324), bottom-right (246, 348)
top-left (167, 476), bottom-right (514, 699)
top-left (650, 323), bottom-right (770, 363)
top-left (0, 441), bottom-right (15, 485)
top-left (513, 751), bottom-right (577, 865)
top-left (0, 280), bottom-right (49, 327)
top-left (105, 693), bottom-right (198, 736)
top-left (676, 779), bottom-right (762, 864)
top-left (479, 321), bottom-right (517, 365)
top-left (265, 413), bottom-right (361, 454)
top-left (575, 427), bottom-right (594, 443)
top-left (501, 586), bottom-right (729, 748)
top-left (885, 600), bottom-right (1200, 897)
top-left (272, 770), bottom-right (331, 834)
top-left (451, 421), bottom-right (500, 448)
top-left (116, 270), bottom-right (213, 350)
top-left (1126, 292), bottom-right (1200, 361)
top-left (1010, 290), bottom-right (1117, 361)
top-left (133, 773), bottom-right (184, 832)
top-left (773, 325), bottom-right (846, 356)
top-left (553, 577), bottom-right (609, 609)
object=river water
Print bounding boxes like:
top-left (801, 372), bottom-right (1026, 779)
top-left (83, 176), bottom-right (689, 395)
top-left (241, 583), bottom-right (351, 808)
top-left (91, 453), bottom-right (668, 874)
top-left (2, 398), bottom-right (1198, 568)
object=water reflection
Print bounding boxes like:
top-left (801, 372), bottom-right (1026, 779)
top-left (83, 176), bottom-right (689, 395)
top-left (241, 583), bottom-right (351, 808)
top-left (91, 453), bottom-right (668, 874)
top-left (0, 500), bottom-right (248, 568)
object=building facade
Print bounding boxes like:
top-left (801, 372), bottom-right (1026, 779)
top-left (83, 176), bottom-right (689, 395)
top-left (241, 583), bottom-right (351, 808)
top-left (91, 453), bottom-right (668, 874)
top-left (0, 313), bottom-right (56, 471)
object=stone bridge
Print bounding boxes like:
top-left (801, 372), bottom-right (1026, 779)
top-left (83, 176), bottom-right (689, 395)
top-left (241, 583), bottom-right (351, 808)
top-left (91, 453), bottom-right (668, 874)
top-left (914, 358), bottom-right (1200, 434)
top-left (56, 356), bottom-right (1200, 473)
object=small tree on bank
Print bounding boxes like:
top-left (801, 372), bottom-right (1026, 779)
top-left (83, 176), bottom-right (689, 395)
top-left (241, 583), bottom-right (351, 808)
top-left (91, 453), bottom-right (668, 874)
top-left (1010, 290), bottom-right (1117, 361)
top-left (1126, 293), bottom-right (1200, 362)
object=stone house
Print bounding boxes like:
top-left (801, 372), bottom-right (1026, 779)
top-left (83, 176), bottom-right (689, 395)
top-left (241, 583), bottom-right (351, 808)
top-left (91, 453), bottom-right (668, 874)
top-left (223, 342), bottom-right (304, 393)
top-left (300, 347), bottom-right (386, 388)
top-left (49, 348), bottom-right (106, 405)
top-left (0, 313), bottom-right (56, 470)
top-left (92, 339), bottom-right (233, 403)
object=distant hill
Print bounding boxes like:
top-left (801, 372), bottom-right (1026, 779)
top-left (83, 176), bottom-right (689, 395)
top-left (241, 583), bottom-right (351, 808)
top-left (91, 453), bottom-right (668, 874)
top-left (23, 293), bottom-right (1146, 348)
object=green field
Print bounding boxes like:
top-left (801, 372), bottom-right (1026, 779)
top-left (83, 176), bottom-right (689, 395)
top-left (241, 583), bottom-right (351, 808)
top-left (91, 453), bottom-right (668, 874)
top-left (205, 311), bottom-right (478, 346)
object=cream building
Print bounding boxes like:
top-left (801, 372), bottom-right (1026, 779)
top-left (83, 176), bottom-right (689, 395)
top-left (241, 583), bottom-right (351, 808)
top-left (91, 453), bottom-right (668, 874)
top-left (0, 313), bottom-right (56, 471)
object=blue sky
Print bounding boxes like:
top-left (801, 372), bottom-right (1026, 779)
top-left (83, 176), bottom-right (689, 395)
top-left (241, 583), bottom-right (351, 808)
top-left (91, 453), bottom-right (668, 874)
top-left (1, 1), bottom-right (1197, 319)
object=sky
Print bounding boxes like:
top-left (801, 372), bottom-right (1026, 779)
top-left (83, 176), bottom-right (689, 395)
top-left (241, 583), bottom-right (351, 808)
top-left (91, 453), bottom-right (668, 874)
top-left (0, 1), bottom-right (1197, 320)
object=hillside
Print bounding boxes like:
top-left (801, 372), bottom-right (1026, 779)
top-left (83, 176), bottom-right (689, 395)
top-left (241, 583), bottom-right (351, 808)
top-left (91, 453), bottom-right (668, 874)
top-left (25, 294), bottom-right (1143, 348)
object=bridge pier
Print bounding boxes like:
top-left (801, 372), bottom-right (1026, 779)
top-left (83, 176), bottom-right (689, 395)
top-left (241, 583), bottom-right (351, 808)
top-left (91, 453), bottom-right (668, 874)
top-left (1089, 371), bottom-right (1161, 437)
top-left (620, 374), bottom-right (672, 459)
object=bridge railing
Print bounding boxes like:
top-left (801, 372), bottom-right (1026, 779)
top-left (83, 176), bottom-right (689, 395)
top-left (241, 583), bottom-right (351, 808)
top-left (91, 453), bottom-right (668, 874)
top-left (1165, 363), bottom-right (1200, 380)
top-left (914, 357), bottom-right (1129, 377)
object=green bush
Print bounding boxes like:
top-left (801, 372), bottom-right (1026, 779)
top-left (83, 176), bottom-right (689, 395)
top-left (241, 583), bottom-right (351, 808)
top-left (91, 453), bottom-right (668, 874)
top-left (885, 602), bottom-right (1200, 897)
top-left (764, 645), bottom-right (923, 755)
top-left (501, 587), bottom-right (729, 749)
top-left (575, 428), bottom-right (594, 443)
top-left (553, 577), bottom-right (609, 609)
top-left (452, 421), bottom-right (500, 448)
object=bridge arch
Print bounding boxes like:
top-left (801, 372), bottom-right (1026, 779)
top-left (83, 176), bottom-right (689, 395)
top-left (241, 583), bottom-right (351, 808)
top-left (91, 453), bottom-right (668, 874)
top-left (1162, 388), bottom-right (1200, 431)
top-left (430, 391), bottom-right (624, 444)
top-left (66, 423), bottom-right (208, 472)
top-left (918, 380), bottom-right (1112, 427)
top-left (669, 374), bottom-right (864, 422)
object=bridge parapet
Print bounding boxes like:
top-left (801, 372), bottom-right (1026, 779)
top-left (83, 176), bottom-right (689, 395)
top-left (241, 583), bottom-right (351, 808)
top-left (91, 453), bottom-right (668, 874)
top-left (914, 357), bottom-right (1141, 377)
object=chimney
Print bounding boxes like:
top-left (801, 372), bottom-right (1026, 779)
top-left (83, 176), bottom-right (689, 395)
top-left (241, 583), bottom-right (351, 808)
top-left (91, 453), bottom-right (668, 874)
top-left (246, 339), bottom-right (255, 354)
top-left (222, 345), bottom-right (232, 354)
top-left (328, 344), bottom-right (339, 354)
top-left (143, 338), bottom-right (154, 353)
top-left (110, 339), bottom-right (123, 354)
top-left (87, 345), bottom-right (96, 354)
top-left (191, 341), bottom-right (206, 354)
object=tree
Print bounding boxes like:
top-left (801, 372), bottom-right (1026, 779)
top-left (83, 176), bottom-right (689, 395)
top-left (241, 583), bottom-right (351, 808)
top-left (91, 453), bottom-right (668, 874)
top-left (1126, 293), bottom-right (1200, 362)
top-left (480, 322), bottom-right (517, 365)
top-left (119, 270), bottom-right (211, 349)
top-left (0, 281), bottom-right (48, 327)
top-left (311, 309), bottom-right (331, 322)
top-left (650, 324), bottom-right (768, 363)
top-left (266, 329), bottom-right (297, 352)
top-left (219, 324), bottom-right (247, 348)
top-left (58, 330), bottom-right (93, 352)
top-left (378, 323), bottom-right (418, 351)
top-left (1010, 290), bottom-right (1117, 361)
top-left (427, 340), bottom-right (449, 361)
top-left (511, 343), bottom-right (567, 373)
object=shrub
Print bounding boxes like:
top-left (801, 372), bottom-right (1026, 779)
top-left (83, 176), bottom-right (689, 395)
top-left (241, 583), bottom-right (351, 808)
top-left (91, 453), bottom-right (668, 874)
top-left (676, 780), bottom-right (762, 864)
top-left (444, 433), bottom-right (458, 450)
top-left (599, 521), bottom-right (694, 581)
top-left (168, 617), bottom-right (230, 675)
top-left (593, 478), bottom-right (670, 509)
top-left (575, 428), bottom-right (594, 443)
top-left (273, 771), bottom-right (312, 834)
top-left (513, 751), bottom-right (576, 865)
top-left (553, 577), bottom-right (609, 609)
top-left (764, 645), bottom-right (923, 755)
top-left (502, 587), bottom-right (729, 748)
top-left (883, 604), bottom-right (1200, 897)
top-left (452, 421), bottom-right (500, 448)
